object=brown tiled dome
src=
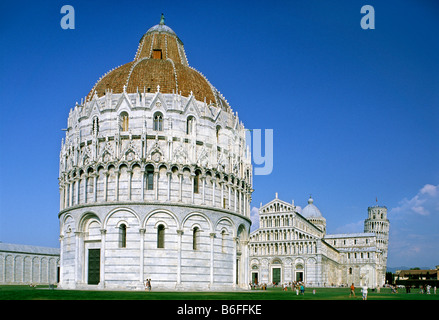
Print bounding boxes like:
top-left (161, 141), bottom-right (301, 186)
top-left (88, 16), bottom-right (228, 109)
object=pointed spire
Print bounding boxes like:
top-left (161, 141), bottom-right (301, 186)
top-left (160, 13), bottom-right (165, 25)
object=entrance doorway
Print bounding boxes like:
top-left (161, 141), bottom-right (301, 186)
top-left (88, 249), bottom-right (100, 285)
top-left (295, 271), bottom-right (303, 282)
top-left (272, 267), bottom-right (281, 285)
top-left (252, 272), bottom-right (259, 285)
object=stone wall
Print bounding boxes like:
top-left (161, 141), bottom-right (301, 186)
top-left (0, 243), bottom-right (59, 285)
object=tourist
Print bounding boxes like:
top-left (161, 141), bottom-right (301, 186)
top-left (144, 278), bottom-right (151, 291)
top-left (350, 283), bottom-right (355, 297)
top-left (362, 285), bottom-right (368, 300)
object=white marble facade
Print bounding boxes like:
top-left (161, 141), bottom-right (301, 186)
top-left (57, 20), bottom-right (252, 290)
top-left (249, 196), bottom-right (389, 288)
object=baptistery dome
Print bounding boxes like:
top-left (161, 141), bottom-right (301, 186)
top-left (58, 16), bottom-right (252, 291)
top-left (88, 15), bottom-right (229, 110)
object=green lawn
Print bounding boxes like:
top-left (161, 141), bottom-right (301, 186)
top-left (1, 285), bottom-right (438, 300)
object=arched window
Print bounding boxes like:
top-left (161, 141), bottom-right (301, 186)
top-left (146, 166), bottom-right (154, 190)
top-left (186, 116), bottom-right (195, 135)
top-left (120, 112), bottom-right (129, 131)
top-left (119, 224), bottom-right (127, 248)
top-left (157, 224), bottom-right (165, 248)
top-left (193, 171), bottom-right (200, 194)
top-left (153, 112), bottom-right (163, 131)
top-left (193, 227), bottom-right (199, 250)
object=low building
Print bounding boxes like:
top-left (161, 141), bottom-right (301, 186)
top-left (395, 267), bottom-right (439, 281)
top-left (0, 243), bottom-right (60, 285)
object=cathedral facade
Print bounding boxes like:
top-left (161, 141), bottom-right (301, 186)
top-left (249, 195), bottom-right (389, 288)
top-left (57, 17), bottom-right (252, 290)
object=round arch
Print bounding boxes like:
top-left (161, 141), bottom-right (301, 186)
top-left (143, 208), bottom-right (180, 230)
top-left (78, 211), bottom-right (101, 232)
top-left (103, 207), bottom-right (141, 229)
top-left (181, 211), bottom-right (213, 233)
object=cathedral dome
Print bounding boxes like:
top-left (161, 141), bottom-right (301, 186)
top-left (301, 197), bottom-right (323, 218)
top-left (87, 14), bottom-right (229, 110)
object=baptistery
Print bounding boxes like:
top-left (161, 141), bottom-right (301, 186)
top-left (58, 16), bottom-right (252, 290)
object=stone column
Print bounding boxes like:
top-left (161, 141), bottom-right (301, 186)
top-left (232, 237), bottom-right (237, 288)
top-left (228, 183), bottom-right (232, 210)
top-left (74, 231), bottom-right (83, 285)
top-left (64, 183), bottom-right (69, 208)
top-left (141, 169), bottom-right (145, 200)
top-left (59, 186), bottom-right (64, 210)
top-left (242, 240), bottom-right (249, 287)
top-left (104, 171), bottom-right (109, 201)
top-left (167, 171), bottom-right (172, 201)
top-left (202, 176), bottom-right (206, 204)
top-left (83, 175), bottom-right (88, 203)
top-left (69, 180), bottom-right (73, 207)
top-left (220, 181), bottom-right (224, 209)
top-left (238, 188), bottom-right (241, 214)
top-left (115, 170), bottom-right (120, 201)
top-left (139, 229), bottom-right (145, 285)
top-left (212, 178), bottom-right (216, 207)
top-left (177, 229), bottom-right (183, 285)
top-left (99, 229), bottom-right (106, 288)
top-left (93, 174), bottom-right (98, 202)
top-left (234, 186), bottom-right (237, 212)
top-left (75, 177), bottom-right (80, 205)
top-left (179, 173), bottom-right (183, 202)
top-left (59, 235), bottom-right (64, 284)
top-left (154, 170), bottom-right (159, 201)
top-left (191, 173), bottom-right (195, 204)
top-left (210, 232), bottom-right (215, 287)
top-left (127, 169), bottom-right (133, 200)
top-left (128, 169), bottom-right (132, 200)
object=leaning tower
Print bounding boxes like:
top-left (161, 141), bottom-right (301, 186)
top-left (364, 205), bottom-right (390, 284)
top-left (57, 15), bottom-right (252, 290)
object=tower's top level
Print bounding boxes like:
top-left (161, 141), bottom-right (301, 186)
top-left (367, 205), bottom-right (388, 221)
top-left (87, 15), bottom-right (230, 111)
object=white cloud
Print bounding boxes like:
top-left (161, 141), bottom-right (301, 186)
top-left (420, 184), bottom-right (438, 197)
top-left (387, 183), bottom-right (439, 267)
top-left (391, 184), bottom-right (439, 218)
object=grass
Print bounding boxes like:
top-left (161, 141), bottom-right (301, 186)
top-left (1, 285), bottom-right (439, 300)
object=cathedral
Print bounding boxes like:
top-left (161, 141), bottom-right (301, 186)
top-left (56, 16), bottom-right (389, 291)
top-left (249, 195), bottom-right (389, 288)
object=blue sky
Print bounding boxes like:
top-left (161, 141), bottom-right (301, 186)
top-left (0, 0), bottom-right (438, 268)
